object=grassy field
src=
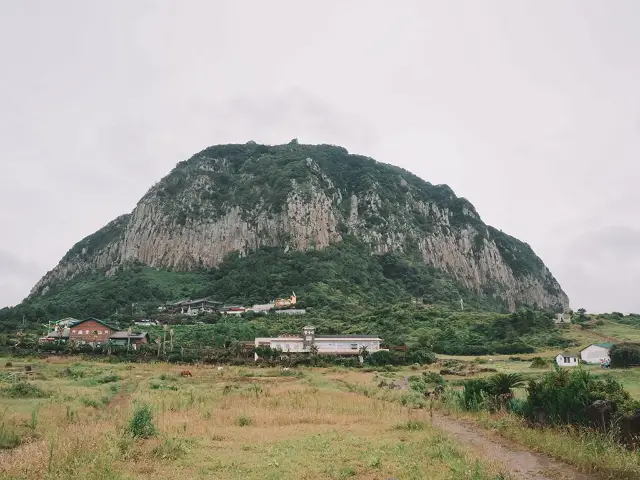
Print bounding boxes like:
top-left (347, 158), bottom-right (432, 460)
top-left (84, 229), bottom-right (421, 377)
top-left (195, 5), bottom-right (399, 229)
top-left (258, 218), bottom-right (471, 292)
top-left (0, 357), bottom-right (509, 480)
top-left (322, 361), bottom-right (640, 480)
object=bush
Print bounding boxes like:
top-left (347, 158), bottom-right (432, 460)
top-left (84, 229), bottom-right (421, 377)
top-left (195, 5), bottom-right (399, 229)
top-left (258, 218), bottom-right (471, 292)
top-left (422, 371), bottom-right (445, 385)
top-left (1, 383), bottom-right (49, 399)
top-left (461, 379), bottom-right (492, 411)
top-left (522, 368), bottom-right (637, 426)
top-left (128, 404), bottom-right (156, 438)
top-left (530, 357), bottom-right (547, 368)
top-left (58, 367), bottom-right (85, 379)
top-left (610, 343), bottom-right (640, 368)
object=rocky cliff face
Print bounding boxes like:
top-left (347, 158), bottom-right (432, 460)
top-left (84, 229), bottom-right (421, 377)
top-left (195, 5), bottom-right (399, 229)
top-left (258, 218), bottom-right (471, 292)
top-left (31, 142), bottom-right (569, 311)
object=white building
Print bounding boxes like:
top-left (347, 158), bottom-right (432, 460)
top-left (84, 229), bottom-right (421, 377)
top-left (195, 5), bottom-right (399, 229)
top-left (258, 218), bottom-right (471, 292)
top-left (580, 343), bottom-right (614, 364)
top-left (554, 313), bottom-right (571, 324)
top-left (555, 352), bottom-right (579, 367)
top-left (254, 325), bottom-right (384, 359)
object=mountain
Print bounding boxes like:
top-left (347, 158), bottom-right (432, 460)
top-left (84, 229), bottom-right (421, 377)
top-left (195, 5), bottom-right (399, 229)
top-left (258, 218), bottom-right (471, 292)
top-left (21, 141), bottom-right (568, 319)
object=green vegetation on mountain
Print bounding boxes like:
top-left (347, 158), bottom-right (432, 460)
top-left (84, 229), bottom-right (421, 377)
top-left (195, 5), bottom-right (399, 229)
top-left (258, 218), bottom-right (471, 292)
top-left (155, 142), bottom-right (482, 229)
top-left (0, 237), bottom-right (510, 332)
top-left (144, 304), bottom-right (567, 356)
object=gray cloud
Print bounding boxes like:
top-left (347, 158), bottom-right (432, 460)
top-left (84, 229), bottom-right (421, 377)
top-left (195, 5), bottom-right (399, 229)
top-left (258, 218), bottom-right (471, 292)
top-left (0, 250), bottom-right (46, 308)
top-left (0, 1), bottom-right (638, 312)
top-left (554, 226), bottom-right (640, 313)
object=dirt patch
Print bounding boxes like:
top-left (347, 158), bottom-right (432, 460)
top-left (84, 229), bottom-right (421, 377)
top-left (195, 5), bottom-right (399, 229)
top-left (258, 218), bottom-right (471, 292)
top-left (431, 413), bottom-right (598, 480)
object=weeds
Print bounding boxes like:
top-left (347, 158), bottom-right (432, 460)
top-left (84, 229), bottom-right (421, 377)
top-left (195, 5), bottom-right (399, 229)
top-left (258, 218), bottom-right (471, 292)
top-left (58, 367), bottom-right (85, 379)
top-left (235, 415), bottom-right (252, 427)
top-left (395, 420), bottom-right (428, 431)
top-left (26, 407), bottom-right (38, 431)
top-left (65, 405), bottom-right (77, 422)
top-left (1, 382), bottom-right (49, 398)
top-left (152, 436), bottom-right (191, 460)
top-left (96, 374), bottom-right (121, 384)
top-left (150, 383), bottom-right (179, 391)
top-left (80, 396), bottom-right (101, 408)
top-left (0, 423), bottom-right (21, 449)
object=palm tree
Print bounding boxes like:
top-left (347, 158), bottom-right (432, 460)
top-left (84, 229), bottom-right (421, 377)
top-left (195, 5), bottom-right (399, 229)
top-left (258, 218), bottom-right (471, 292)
top-left (55, 324), bottom-right (62, 346)
top-left (488, 373), bottom-right (525, 398)
top-left (91, 330), bottom-right (99, 352)
top-left (229, 340), bottom-right (242, 359)
top-left (163, 325), bottom-right (168, 355)
top-left (126, 327), bottom-right (132, 353)
top-left (169, 328), bottom-right (175, 352)
top-left (155, 337), bottom-right (162, 357)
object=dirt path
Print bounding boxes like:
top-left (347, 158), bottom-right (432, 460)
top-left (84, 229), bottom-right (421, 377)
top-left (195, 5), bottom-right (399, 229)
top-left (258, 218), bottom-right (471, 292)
top-left (430, 412), bottom-right (599, 480)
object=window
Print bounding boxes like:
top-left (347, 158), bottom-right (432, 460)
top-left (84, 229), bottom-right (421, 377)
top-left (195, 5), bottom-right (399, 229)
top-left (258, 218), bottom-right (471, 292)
top-left (350, 343), bottom-right (358, 350)
top-left (564, 357), bottom-right (570, 363)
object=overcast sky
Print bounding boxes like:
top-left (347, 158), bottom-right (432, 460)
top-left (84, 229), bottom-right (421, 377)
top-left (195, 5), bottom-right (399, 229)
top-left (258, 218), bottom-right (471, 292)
top-left (1, 1), bottom-right (638, 313)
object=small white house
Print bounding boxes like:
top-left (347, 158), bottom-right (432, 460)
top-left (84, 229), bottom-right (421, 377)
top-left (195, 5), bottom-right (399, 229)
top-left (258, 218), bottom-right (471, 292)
top-left (580, 343), bottom-right (614, 364)
top-left (554, 313), bottom-right (571, 324)
top-left (556, 352), bottom-right (579, 367)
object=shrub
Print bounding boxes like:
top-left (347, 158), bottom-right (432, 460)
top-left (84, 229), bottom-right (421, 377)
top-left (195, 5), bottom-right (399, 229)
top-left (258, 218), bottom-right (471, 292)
top-left (530, 357), bottom-right (547, 368)
top-left (521, 368), bottom-right (637, 427)
top-left (461, 379), bottom-right (492, 411)
top-left (422, 371), bottom-right (445, 385)
top-left (128, 404), bottom-right (156, 438)
top-left (610, 343), bottom-right (640, 368)
top-left (58, 367), bottom-right (85, 379)
top-left (1, 383), bottom-right (49, 399)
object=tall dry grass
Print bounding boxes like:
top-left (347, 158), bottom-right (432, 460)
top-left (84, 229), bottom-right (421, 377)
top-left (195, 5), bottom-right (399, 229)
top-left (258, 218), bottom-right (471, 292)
top-left (0, 358), bottom-right (508, 479)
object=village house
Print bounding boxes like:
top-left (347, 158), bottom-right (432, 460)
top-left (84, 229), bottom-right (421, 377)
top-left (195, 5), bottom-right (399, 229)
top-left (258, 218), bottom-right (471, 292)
top-left (254, 325), bottom-right (385, 360)
top-left (109, 331), bottom-right (150, 350)
top-left (39, 318), bottom-right (149, 349)
top-left (219, 305), bottom-right (246, 315)
top-left (555, 351), bottom-right (579, 367)
top-left (580, 343), bottom-right (614, 364)
top-left (160, 298), bottom-right (222, 315)
top-left (68, 318), bottom-right (115, 344)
